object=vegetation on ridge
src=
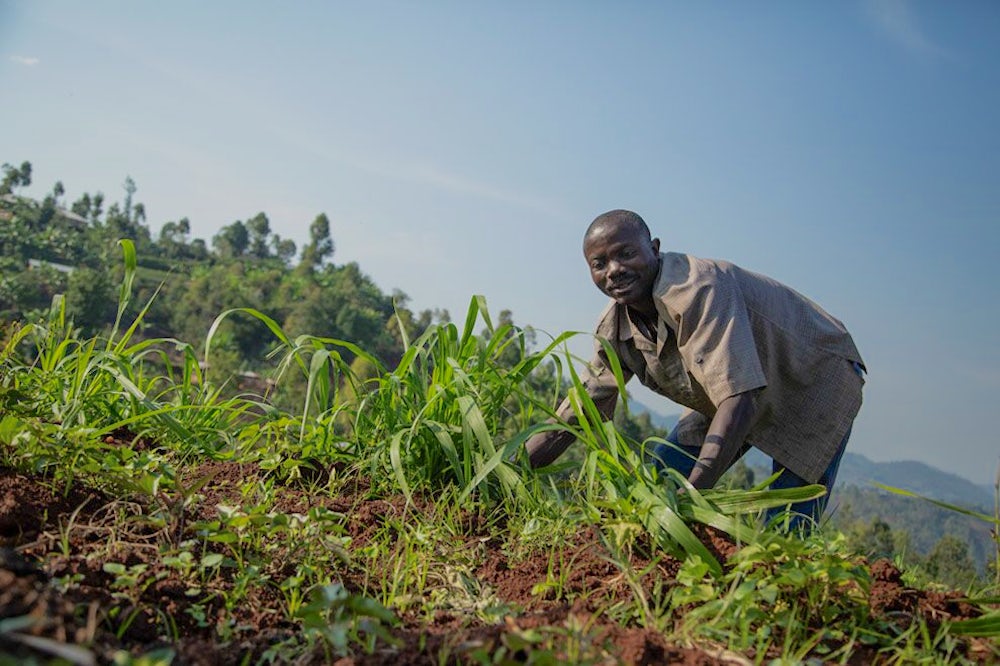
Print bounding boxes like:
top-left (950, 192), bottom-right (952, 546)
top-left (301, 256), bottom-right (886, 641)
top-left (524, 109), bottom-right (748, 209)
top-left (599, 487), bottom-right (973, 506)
top-left (0, 161), bottom-right (998, 664)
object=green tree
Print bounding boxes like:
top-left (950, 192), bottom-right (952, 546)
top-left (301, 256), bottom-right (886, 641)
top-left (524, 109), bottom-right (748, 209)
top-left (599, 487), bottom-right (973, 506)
top-left (300, 212), bottom-right (335, 271)
top-left (71, 192), bottom-right (105, 224)
top-left (101, 177), bottom-right (152, 251)
top-left (246, 212), bottom-right (272, 259)
top-left (0, 196), bottom-right (34, 259)
top-left (0, 265), bottom-right (67, 323)
top-left (123, 175), bottom-right (137, 222)
top-left (925, 534), bottom-right (980, 590)
top-left (614, 406), bottom-right (668, 446)
top-left (65, 266), bottom-right (115, 334)
top-left (36, 193), bottom-right (58, 230)
top-left (0, 161), bottom-right (32, 195)
top-left (852, 518), bottom-right (897, 561)
top-left (284, 262), bottom-right (398, 363)
top-left (272, 236), bottom-right (297, 266)
top-left (212, 220), bottom-right (249, 259)
top-left (829, 485), bottom-right (994, 575)
top-left (158, 218), bottom-right (191, 259)
top-left (189, 238), bottom-right (209, 261)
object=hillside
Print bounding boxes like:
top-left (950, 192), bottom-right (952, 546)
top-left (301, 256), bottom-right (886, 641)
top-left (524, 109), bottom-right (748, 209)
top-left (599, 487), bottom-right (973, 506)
top-left (2, 169), bottom-right (997, 663)
top-left (2, 285), bottom-right (996, 664)
top-left (836, 454), bottom-right (995, 510)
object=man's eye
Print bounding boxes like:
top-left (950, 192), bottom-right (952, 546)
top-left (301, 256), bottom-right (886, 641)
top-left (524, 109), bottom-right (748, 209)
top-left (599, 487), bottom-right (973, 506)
top-left (591, 261), bottom-right (605, 270)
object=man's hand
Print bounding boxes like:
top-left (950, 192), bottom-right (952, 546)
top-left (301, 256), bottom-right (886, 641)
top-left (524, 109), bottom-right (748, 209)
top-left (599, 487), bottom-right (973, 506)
top-left (524, 428), bottom-right (577, 468)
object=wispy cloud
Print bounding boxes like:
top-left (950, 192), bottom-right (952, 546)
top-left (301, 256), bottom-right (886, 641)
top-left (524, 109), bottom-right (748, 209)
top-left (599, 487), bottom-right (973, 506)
top-left (409, 163), bottom-right (565, 218)
top-left (9, 55), bottom-right (40, 66)
top-left (863, 0), bottom-right (951, 60)
top-left (272, 123), bottom-right (568, 219)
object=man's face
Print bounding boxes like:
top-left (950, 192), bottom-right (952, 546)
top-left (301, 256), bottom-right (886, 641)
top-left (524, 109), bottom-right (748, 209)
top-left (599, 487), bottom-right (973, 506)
top-left (583, 223), bottom-right (661, 307)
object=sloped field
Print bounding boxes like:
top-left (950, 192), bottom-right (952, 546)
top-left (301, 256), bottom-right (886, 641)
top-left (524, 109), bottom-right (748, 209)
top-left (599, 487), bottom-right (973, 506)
top-left (1, 450), bottom-right (993, 665)
top-left (2, 247), bottom-right (997, 664)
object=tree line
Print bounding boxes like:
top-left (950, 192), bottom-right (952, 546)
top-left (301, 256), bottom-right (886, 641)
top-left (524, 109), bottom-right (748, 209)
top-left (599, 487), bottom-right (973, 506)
top-left (831, 484), bottom-right (996, 590)
top-left (0, 161), bottom-right (450, 381)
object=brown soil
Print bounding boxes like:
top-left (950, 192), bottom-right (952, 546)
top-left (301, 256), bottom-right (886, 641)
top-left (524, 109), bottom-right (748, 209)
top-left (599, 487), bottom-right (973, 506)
top-left (0, 455), bottom-right (993, 665)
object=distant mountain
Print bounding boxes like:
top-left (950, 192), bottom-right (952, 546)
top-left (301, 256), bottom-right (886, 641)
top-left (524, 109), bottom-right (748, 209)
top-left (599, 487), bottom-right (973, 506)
top-left (628, 402), bottom-right (995, 512)
top-left (627, 398), bottom-right (678, 432)
top-left (742, 448), bottom-right (994, 512)
top-left (833, 453), bottom-right (995, 511)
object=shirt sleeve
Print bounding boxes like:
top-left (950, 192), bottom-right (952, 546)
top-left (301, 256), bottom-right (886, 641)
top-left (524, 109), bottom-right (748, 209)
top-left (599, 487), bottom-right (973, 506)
top-left (666, 261), bottom-right (767, 406)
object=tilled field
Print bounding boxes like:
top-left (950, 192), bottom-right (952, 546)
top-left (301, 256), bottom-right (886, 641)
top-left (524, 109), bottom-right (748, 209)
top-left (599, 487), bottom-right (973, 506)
top-left (0, 454), bottom-right (993, 666)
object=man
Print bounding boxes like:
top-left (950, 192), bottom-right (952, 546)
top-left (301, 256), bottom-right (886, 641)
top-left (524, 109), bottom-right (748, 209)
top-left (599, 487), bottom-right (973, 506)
top-left (524, 209), bottom-right (865, 529)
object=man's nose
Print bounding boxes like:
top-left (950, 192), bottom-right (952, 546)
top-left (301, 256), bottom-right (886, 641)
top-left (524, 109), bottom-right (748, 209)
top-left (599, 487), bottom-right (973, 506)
top-left (607, 260), bottom-right (625, 277)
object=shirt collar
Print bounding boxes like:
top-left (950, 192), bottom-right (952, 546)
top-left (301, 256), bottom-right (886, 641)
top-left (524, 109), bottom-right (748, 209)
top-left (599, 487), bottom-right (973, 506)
top-left (612, 254), bottom-right (673, 354)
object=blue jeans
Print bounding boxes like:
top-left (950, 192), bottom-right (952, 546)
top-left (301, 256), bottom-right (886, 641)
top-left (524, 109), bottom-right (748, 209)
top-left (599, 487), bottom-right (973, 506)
top-left (649, 426), bottom-right (852, 533)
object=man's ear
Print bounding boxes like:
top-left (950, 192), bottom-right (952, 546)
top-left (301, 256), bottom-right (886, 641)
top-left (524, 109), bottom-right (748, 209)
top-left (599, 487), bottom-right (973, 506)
top-left (651, 237), bottom-right (661, 253)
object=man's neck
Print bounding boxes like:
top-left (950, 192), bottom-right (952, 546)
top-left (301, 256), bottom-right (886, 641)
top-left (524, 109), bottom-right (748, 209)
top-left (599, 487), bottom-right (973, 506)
top-left (627, 298), bottom-right (657, 319)
top-left (627, 305), bottom-right (658, 342)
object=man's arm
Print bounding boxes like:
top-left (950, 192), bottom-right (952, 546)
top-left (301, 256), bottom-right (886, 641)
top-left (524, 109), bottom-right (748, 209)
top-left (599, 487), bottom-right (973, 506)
top-left (524, 391), bottom-right (619, 468)
top-left (524, 342), bottom-right (628, 468)
top-left (686, 391), bottom-right (757, 489)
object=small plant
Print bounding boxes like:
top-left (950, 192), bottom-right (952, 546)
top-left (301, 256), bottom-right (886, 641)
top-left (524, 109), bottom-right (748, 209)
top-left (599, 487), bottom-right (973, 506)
top-left (292, 583), bottom-right (397, 658)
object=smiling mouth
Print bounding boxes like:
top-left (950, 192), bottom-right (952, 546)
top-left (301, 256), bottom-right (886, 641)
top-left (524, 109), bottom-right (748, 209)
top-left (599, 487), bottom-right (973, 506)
top-left (608, 278), bottom-right (636, 295)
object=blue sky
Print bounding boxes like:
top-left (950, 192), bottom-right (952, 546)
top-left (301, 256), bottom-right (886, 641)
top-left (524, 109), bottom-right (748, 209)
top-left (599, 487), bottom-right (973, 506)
top-left (2, 1), bottom-right (998, 485)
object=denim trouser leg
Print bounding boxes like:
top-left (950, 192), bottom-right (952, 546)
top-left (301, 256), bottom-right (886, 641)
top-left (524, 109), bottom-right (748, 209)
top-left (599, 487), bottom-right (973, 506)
top-left (649, 426), bottom-right (853, 532)
top-left (648, 436), bottom-right (701, 479)
top-left (763, 426), bottom-right (851, 531)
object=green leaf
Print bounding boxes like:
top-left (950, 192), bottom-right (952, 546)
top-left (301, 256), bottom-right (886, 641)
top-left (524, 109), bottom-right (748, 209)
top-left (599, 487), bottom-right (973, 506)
top-left (630, 483), bottom-right (722, 577)
top-left (201, 553), bottom-right (224, 568)
top-left (874, 483), bottom-right (998, 524)
top-left (947, 612), bottom-right (1000, 637)
top-left (389, 429), bottom-right (413, 504)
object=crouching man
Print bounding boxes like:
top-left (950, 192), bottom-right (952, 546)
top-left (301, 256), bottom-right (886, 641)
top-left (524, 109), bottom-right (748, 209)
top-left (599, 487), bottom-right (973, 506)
top-left (523, 209), bottom-right (865, 531)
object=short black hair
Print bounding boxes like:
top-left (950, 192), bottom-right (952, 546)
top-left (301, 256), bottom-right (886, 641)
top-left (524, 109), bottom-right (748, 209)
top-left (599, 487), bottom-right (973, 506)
top-left (585, 209), bottom-right (652, 243)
